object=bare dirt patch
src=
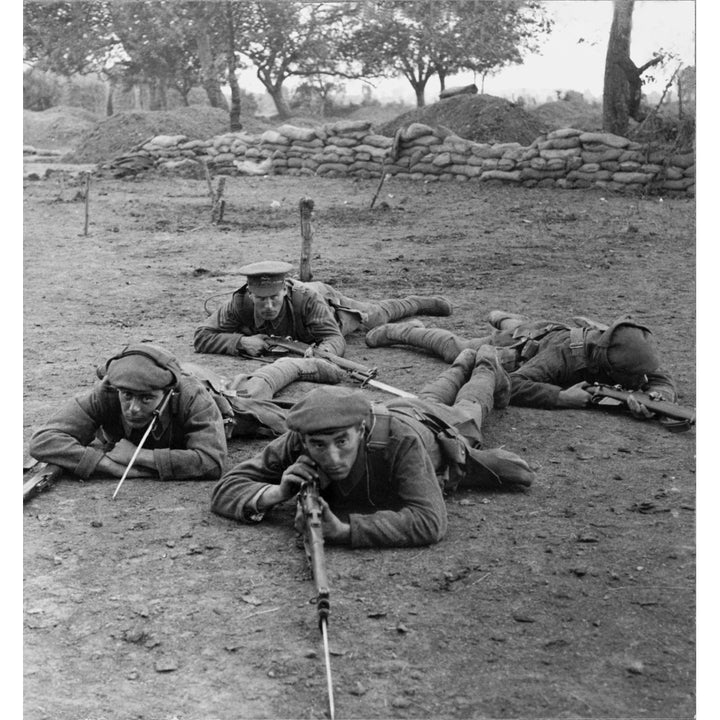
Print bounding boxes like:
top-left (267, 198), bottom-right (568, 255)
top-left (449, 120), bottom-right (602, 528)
top-left (23, 170), bottom-right (695, 719)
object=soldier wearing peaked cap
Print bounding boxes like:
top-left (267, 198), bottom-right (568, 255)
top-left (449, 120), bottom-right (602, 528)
top-left (193, 259), bottom-right (453, 359)
top-left (29, 342), bottom-right (347, 483)
top-left (365, 311), bottom-right (678, 419)
top-left (211, 346), bottom-right (534, 548)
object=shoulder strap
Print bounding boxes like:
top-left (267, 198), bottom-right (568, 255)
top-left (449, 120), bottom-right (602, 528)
top-left (569, 326), bottom-right (586, 359)
top-left (367, 403), bottom-right (392, 453)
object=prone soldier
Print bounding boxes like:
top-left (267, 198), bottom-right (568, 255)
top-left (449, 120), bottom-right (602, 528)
top-left (29, 342), bottom-right (345, 483)
top-left (193, 260), bottom-right (452, 359)
top-left (211, 346), bottom-right (534, 548)
top-left (365, 311), bottom-right (678, 420)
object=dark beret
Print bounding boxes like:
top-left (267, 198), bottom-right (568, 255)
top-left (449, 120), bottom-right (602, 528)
top-left (105, 351), bottom-right (176, 392)
top-left (606, 325), bottom-right (660, 375)
top-left (286, 386), bottom-right (371, 434)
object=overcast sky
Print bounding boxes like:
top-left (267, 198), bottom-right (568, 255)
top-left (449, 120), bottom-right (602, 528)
top-left (240, 0), bottom-right (697, 105)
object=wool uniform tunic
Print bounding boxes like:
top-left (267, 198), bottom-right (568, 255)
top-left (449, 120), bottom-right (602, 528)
top-left (502, 325), bottom-right (677, 408)
top-left (194, 280), bottom-right (346, 357)
top-left (30, 375), bottom-right (227, 481)
top-left (211, 410), bottom-right (448, 549)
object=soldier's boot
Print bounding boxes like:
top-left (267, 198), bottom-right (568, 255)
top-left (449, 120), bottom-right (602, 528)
top-left (485, 309), bottom-right (530, 332)
top-left (417, 349), bottom-right (478, 405)
top-left (365, 322), bottom-right (471, 363)
top-left (454, 346), bottom-right (512, 414)
top-left (229, 357), bottom-right (345, 399)
top-left (360, 296), bottom-right (452, 328)
top-left (464, 447), bottom-right (535, 488)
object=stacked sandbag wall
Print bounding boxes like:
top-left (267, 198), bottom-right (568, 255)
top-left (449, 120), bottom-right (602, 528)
top-left (121, 120), bottom-right (695, 196)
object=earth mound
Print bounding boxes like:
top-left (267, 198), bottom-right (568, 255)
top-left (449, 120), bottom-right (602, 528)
top-left (377, 94), bottom-right (550, 145)
top-left (65, 106), bottom-right (276, 163)
top-left (23, 105), bottom-right (100, 152)
top-left (531, 98), bottom-right (604, 132)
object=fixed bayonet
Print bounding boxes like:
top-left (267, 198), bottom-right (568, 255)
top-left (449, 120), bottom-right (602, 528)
top-left (112, 388), bottom-right (174, 499)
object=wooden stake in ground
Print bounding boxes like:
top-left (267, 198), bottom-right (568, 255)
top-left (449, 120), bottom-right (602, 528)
top-left (369, 164), bottom-right (387, 209)
top-left (83, 173), bottom-right (91, 236)
top-left (299, 197), bottom-right (314, 281)
top-left (204, 164), bottom-right (226, 225)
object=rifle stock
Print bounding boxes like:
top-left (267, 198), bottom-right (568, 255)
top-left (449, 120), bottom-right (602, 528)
top-left (23, 461), bottom-right (63, 503)
top-left (586, 384), bottom-right (695, 430)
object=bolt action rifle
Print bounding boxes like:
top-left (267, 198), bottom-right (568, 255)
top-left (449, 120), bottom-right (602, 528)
top-left (264, 335), bottom-right (416, 399)
top-left (298, 478), bottom-right (335, 719)
top-left (585, 383), bottom-right (695, 432)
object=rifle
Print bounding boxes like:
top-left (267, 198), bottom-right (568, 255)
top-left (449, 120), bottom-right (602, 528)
top-left (112, 388), bottom-right (175, 499)
top-left (264, 335), bottom-right (417, 399)
top-left (23, 460), bottom-right (64, 503)
top-left (298, 478), bottom-right (335, 720)
top-left (586, 383), bottom-right (695, 432)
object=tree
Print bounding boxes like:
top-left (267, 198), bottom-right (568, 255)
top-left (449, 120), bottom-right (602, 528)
top-left (351, 0), bottom-right (551, 107)
top-left (234, 1), bottom-right (353, 119)
top-left (602, 0), bottom-right (664, 135)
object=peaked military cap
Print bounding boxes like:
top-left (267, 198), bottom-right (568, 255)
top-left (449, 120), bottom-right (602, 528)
top-left (239, 260), bottom-right (293, 297)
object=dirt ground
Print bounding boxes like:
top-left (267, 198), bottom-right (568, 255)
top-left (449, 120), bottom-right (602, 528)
top-left (23, 167), bottom-right (696, 720)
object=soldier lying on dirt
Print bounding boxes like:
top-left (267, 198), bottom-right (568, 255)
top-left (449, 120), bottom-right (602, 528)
top-left (29, 343), bottom-right (345, 482)
top-left (211, 347), bottom-right (535, 548)
top-left (193, 260), bottom-right (452, 359)
top-left (365, 311), bottom-right (677, 420)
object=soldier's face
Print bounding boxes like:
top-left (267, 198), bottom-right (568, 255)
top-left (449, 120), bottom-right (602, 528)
top-left (250, 288), bottom-right (286, 321)
top-left (303, 425), bottom-right (364, 482)
top-left (118, 388), bottom-right (166, 429)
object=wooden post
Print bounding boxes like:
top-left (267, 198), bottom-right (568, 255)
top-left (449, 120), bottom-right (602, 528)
top-left (83, 174), bottom-right (91, 236)
top-left (211, 177), bottom-right (226, 225)
top-left (204, 163), bottom-right (226, 225)
top-left (299, 197), bottom-right (314, 281)
top-left (369, 164), bottom-right (387, 209)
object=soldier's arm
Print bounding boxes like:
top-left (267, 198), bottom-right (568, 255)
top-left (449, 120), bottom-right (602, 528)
top-left (211, 433), bottom-right (303, 522)
top-left (194, 294), bottom-right (261, 356)
top-left (300, 291), bottom-right (347, 357)
top-left (510, 345), bottom-right (586, 408)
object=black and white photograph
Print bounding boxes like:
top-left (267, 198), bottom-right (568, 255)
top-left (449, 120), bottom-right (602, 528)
top-left (22, 1), bottom-right (700, 718)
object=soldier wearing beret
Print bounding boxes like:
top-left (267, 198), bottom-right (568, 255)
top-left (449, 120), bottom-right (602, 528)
top-left (211, 347), bottom-right (534, 548)
top-left (193, 260), bottom-right (452, 359)
top-left (366, 311), bottom-right (677, 418)
top-left (29, 343), bottom-right (345, 482)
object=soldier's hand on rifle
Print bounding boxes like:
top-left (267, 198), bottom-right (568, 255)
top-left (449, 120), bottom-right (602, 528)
top-left (239, 334), bottom-right (268, 357)
top-left (278, 454), bottom-right (318, 500)
top-left (292, 494), bottom-right (350, 544)
top-left (557, 381), bottom-right (592, 408)
top-left (625, 393), bottom-right (656, 420)
top-left (317, 497), bottom-right (351, 544)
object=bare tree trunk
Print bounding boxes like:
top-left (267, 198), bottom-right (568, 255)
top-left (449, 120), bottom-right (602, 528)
top-left (268, 85), bottom-right (292, 119)
top-left (105, 80), bottom-right (114, 117)
top-left (225, 3), bottom-right (242, 131)
top-left (196, 17), bottom-right (228, 110)
top-left (602, 0), bottom-right (634, 135)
